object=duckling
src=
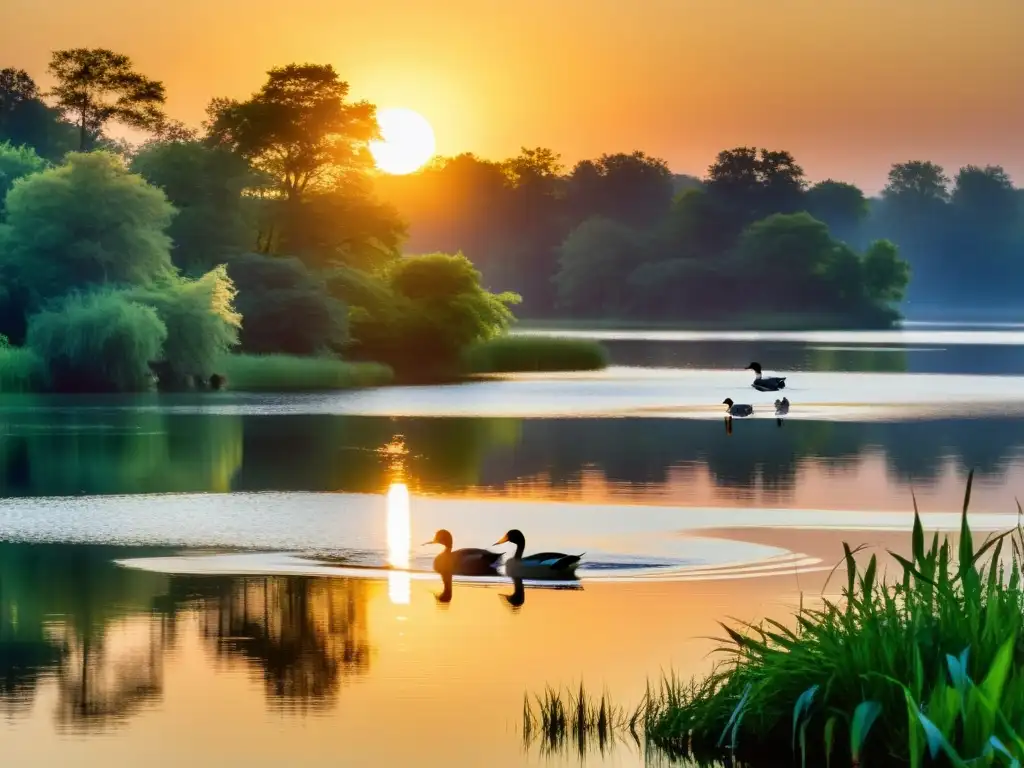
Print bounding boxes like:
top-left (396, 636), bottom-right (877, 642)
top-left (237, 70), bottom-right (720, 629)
top-left (723, 398), bottom-right (753, 417)
top-left (747, 362), bottom-right (787, 391)
top-left (494, 529), bottom-right (582, 580)
top-left (774, 397), bottom-right (790, 416)
top-left (424, 529), bottom-right (503, 576)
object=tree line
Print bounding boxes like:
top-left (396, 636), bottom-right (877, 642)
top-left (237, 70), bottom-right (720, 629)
top-left (0, 51), bottom-right (517, 391)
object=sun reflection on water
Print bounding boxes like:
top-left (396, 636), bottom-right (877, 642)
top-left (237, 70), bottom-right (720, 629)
top-left (386, 481), bottom-right (411, 605)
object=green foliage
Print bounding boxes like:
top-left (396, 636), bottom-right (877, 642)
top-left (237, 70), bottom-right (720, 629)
top-left (1, 151), bottom-right (176, 305)
top-left (220, 353), bottom-right (392, 391)
top-left (463, 335), bottom-right (609, 374)
top-left (643, 471), bottom-right (1024, 766)
top-left (341, 253), bottom-right (520, 379)
top-left (130, 140), bottom-right (256, 273)
top-left (862, 239), bottom-right (910, 303)
top-left (128, 266), bottom-right (241, 386)
top-left (0, 142), bottom-right (46, 213)
top-left (48, 48), bottom-right (165, 150)
top-left (554, 217), bottom-right (648, 314)
top-left (0, 344), bottom-right (45, 392)
top-left (228, 253), bottom-right (348, 355)
top-left (26, 290), bottom-right (167, 392)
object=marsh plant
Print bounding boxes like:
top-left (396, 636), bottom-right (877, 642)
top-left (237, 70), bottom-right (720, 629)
top-left (529, 472), bottom-right (1024, 766)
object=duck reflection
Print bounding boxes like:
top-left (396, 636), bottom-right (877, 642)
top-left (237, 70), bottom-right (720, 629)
top-left (435, 570), bottom-right (453, 605)
top-left (502, 578), bottom-right (525, 610)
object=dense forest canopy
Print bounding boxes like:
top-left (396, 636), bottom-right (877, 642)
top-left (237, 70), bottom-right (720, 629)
top-left (0, 47), bottom-right (1014, 393)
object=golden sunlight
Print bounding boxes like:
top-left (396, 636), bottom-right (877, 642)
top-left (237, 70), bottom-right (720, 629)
top-left (386, 481), bottom-right (411, 604)
top-left (370, 107), bottom-right (436, 175)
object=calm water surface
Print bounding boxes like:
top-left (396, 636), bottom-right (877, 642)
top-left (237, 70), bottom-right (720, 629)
top-left (3, 328), bottom-right (1024, 767)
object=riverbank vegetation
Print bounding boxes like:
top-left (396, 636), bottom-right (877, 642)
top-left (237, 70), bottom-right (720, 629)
top-left (527, 472), bottom-right (1024, 766)
top-left (0, 52), bottom-right (606, 393)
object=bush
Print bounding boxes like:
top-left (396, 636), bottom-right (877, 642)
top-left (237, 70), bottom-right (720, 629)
top-left (0, 342), bottom-right (45, 392)
top-left (463, 335), bottom-right (609, 374)
top-left (220, 353), bottom-right (393, 392)
top-left (27, 291), bottom-right (167, 392)
top-left (129, 265), bottom-right (241, 388)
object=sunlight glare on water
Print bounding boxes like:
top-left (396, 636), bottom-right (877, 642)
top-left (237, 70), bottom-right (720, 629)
top-left (386, 481), bottom-right (411, 604)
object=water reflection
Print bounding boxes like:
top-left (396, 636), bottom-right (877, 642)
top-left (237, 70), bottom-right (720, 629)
top-left (386, 482), bottom-right (412, 605)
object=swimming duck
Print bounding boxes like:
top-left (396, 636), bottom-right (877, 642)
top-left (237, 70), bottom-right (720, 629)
top-left (723, 398), bottom-right (753, 417)
top-left (747, 362), bottom-right (787, 391)
top-left (424, 529), bottom-right (503, 576)
top-left (774, 397), bottom-right (790, 416)
top-left (494, 529), bottom-right (582, 580)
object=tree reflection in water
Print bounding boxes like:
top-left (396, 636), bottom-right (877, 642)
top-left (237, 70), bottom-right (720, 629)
top-left (195, 575), bottom-right (371, 711)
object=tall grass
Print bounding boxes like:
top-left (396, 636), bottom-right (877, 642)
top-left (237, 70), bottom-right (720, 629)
top-left (644, 470), bottom-right (1024, 766)
top-left (522, 683), bottom-right (641, 760)
top-left (463, 335), bottom-right (609, 374)
top-left (220, 353), bottom-right (393, 392)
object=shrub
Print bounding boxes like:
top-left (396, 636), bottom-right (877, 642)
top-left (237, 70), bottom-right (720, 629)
top-left (129, 265), bottom-right (241, 387)
top-left (220, 353), bottom-right (393, 392)
top-left (26, 290), bottom-right (167, 392)
top-left (463, 335), bottom-right (609, 374)
top-left (0, 343), bottom-right (45, 392)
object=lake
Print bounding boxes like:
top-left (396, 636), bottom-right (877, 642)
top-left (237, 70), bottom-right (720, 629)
top-left (3, 325), bottom-right (1024, 767)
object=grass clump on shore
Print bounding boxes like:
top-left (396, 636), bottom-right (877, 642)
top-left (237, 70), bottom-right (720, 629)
top-left (463, 335), bottom-right (608, 374)
top-left (526, 472), bottom-right (1024, 767)
top-left (522, 684), bottom-right (641, 760)
top-left (644, 470), bottom-right (1024, 766)
top-left (220, 354), bottom-right (394, 392)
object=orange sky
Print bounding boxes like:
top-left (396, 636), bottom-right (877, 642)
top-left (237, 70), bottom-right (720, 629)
top-left (3, 0), bottom-right (1023, 193)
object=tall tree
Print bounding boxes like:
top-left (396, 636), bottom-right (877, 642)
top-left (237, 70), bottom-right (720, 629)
top-left (0, 69), bottom-right (76, 160)
top-left (568, 151), bottom-right (674, 228)
top-left (883, 160), bottom-right (950, 203)
top-left (805, 180), bottom-right (869, 244)
top-left (951, 164), bottom-right (1017, 233)
top-left (205, 63), bottom-right (376, 201)
top-left (706, 147), bottom-right (806, 230)
top-left (48, 49), bottom-right (166, 150)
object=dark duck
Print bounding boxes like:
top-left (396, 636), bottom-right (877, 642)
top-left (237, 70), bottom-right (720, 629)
top-left (424, 529), bottom-right (503, 576)
top-left (747, 362), bottom-right (787, 391)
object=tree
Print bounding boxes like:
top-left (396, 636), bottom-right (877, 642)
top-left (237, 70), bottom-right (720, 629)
top-left (554, 217), bottom-right (649, 314)
top-left (0, 142), bottom-right (47, 214)
top-left (227, 253), bottom-right (348, 355)
top-left (951, 165), bottom-right (1018, 234)
top-left (706, 147), bottom-right (806, 231)
top-left (48, 49), bottom-right (166, 150)
top-left (568, 151), bottom-right (674, 228)
top-left (861, 239), bottom-right (909, 304)
top-left (0, 69), bottom-right (77, 160)
top-left (205, 63), bottom-right (376, 201)
top-left (130, 139), bottom-right (256, 273)
top-left (805, 180), bottom-right (869, 244)
top-left (1, 151), bottom-right (175, 305)
top-left (883, 160), bottom-right (950, 203)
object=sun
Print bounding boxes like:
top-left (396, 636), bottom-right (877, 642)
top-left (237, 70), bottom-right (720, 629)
top-left (370, 108), bottom-right (436, 175)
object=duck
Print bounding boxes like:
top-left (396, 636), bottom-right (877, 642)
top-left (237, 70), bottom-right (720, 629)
top-left (723, 398), bottom-right (753, 417)
top-left (494, 529), bottom-right (582, 580)
top-left (747, 362), bottom-right (787, 391)
top-left (424, 529), bottom-right (503, 576)
top-left (774, 397), bottom-right (790, 416)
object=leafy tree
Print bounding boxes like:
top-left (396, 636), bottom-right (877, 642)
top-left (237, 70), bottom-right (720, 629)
top-left (26, 290), bottom-right (167, 392)
top-left (883, 160), bottom-right (950, 203)
top-left (227, 253), bottom-right (348, 355)
top-left (0, 142), bottom-right (47, 214)
top-left (128, 266), bottom-right (241, 386)
top-left (554, 217), bottom-right (649, 314)
top-left (130, 139), bottom-right (255, 272)
top-left (662, 187), bottom-right (735, 260)
top-left (0, 69), bottom-right (39, 126)
top-left (0, 151), bottom-right (176, 305)
top-left (0, 69), bottom-right (77, 160)
top-left (805, 180), bottom-right (869, 244)
top-left (861, 239), bottom-right (910, 303)
top-left (343, 253), bottom-right (519, 379)
top-left (706, 147), bottom-right (806, 234)
top-left (48, 49), bottom-right (166, 150)
top-left (568, 151), bottom-right (674, 228)
top-left (205, 63), bottom-right (375, 201)
top-left (951, 165), bottom-right (1017, 234)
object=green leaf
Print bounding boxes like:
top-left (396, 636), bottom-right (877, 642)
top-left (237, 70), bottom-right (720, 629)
top-left (717, 683), bottom-right (752, 748)
top-left (824, 715), bottom-right (837, 768)
top-left (792, 685), bottom-right (819, 751)
top-left (851, 701), bottom-right (882, 761)
top-left (979, 633), bottom-right (1016, 708)
top-left (917, 710), bottom-right (970, 767)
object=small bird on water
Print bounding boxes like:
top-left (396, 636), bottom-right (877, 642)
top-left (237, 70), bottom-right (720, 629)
top-left (723, 398), bottom-right (753, 417)
top-left (774, 397), bottom-right (790, 416)
top-left (424, 529), bottom-right (503, 576)
top-left (747, 362), bottom-right (787, 391)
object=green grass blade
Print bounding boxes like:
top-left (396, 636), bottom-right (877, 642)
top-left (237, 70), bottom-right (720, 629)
top-left (792, 685), bottom-right (819, 750)
top-left (851, 701), bottom-right (882, 761)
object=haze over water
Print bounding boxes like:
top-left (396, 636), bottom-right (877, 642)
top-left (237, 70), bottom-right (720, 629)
top-left (3, 326), bottom-right (1024, 767)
